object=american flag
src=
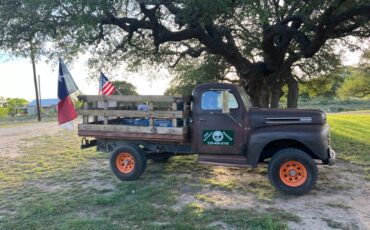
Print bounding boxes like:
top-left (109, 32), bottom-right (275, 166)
top-left (99, 72), bottom-right (116, 95)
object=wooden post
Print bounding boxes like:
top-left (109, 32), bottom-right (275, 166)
top-left (183, 102), bottom-right (187, 127)
top-left (83, 102), bottom-right (88, 124)
top-left (172, 102), bottom-right (177, 128)
top-left (148, 102), bottom-right (154, 126)
top-left (103, 101), bottom-right (108, 125)
top-left (148, 102), bottom-right (154, 110)
top-left (93, 102), bottom-right (98, 122)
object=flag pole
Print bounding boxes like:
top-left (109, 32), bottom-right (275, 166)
top-left (116, 88), bottom-right (123, 96)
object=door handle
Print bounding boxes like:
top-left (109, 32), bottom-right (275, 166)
top-left (199, 118), bottom-right (206, 122)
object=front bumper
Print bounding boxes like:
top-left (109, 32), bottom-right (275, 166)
top-left (327, 148), bottom-right (336, 166)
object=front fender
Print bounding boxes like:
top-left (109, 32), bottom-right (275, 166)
top-left (246, 124), bottom-right (330, 167)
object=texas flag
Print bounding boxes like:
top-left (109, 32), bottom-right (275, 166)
top-left (57, 59), bottom-right (79, 129)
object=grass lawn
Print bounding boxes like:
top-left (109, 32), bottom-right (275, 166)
top-left (0, 130), bottom-right (293, 229)
top-left (328, 112), bottom-right (370, 166)
top-left (327, 112), bottom-right (370, 181)
top-left (0, 111), bottom-right (369, 229)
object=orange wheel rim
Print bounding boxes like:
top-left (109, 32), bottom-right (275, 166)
top-left (279, 161), bottom-right (307, 187)
top-left (116, 152), bottom-right (135, 174)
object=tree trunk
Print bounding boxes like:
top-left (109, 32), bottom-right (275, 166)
top-left (238, 63), bottom-right (294, 108)
top-left (270, 87), bottom-right (282, 108)
top-left (244, 78), bottom-right (270, 108)
top-left (286, 74), bottom-right (299, 108)
top-left (30, 44), bottom-right (41, 121)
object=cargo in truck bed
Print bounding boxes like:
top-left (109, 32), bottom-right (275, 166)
top-left (77, 95), bottom-right (191, 143)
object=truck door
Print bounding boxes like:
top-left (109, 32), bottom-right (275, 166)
top-left (192, 88), bottom-right (245, 154)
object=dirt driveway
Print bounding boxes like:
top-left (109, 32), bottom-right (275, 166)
top-left (0, 121), bottom-right (369, 229)
top-left (0, 121), bottom-right (60, 158)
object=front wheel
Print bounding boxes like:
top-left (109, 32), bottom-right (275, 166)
top-left (268, 148), bottom-right (318, 195)
top-left (110, 145), bottom-right (147, 181)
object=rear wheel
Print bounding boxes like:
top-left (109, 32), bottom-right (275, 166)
top-left (110, 145), bottom-right (147, 181)
top-left (268, 148), bottom-right (318, 195)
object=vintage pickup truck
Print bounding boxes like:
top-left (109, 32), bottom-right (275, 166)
top-left (78, 82), bottom-right (335, 195)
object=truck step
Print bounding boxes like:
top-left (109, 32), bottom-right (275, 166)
top-left (198, 154), bottom-right (249, 167)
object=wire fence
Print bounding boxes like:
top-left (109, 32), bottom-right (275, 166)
top-left (0, 114), bottom-right (57, 125)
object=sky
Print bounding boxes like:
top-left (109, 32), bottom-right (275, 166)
top-left (0, 55), bottom-right (172, 102)
top-left (0, 49), bottom-right (364, 102)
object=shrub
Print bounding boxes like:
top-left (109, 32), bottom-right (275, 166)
top-left (0, 107), bottom-right (9, 118)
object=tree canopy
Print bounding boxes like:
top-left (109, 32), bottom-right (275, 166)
top-left (338, 69), bottom-right (370, 98)
top-left (165, 55), bottom-right (231, 95)
top-left (338, 51), bottom-right (370, 99)
top-left (111, 80), bottom-right (139, 95)
top-left (1, 0), bottom-right (369, 107)
top-left (299, 67), bottom-right (347, 99)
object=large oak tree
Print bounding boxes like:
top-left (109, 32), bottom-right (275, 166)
top-left (2, 0), bottom-right (370, 107)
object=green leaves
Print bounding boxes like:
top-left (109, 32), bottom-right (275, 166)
top-left (111, 80), bottom-right (139, 95)
top-left (165, 55), bottom-right (228, 95)
top-left (1, 98), bottom-right (29, 116)
top-left (0, 108), bottom-right (9, 118)
top-left (338, 68), bottom-right (370, 99)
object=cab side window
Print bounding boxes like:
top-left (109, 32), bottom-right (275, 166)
top-left (201, 90), bottom-right (238, 110)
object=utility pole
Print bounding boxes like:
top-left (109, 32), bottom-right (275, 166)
top-left (38, 74), bottom-right (42, 108)
top-left (30, 43), bottom-right (41, 121)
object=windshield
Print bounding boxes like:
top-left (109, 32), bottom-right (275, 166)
top-left (237, 87), bottom-right (252, 109)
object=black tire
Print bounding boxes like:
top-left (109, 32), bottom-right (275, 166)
top-left (110, 145), bottom-right (147, 181)
top-left (268, 148), bottom-right (318, 195)
top-left (151, 155), bottom-right (171, 163)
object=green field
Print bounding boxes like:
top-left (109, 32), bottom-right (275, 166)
top-left (327, 112), bottom-right (370, 181)
top-left (0, 112), bottom-right (369, 229)
top-left (328, 112), bottom-right (370, 166)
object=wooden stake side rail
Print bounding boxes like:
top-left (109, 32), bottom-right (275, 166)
top-left (78, 124), bottom-right (189, 142)
top-left (79, 124), bottom-right (187, 135)
top-left (79, 109), bottom-right (185, 119)
top-left (78, 95), bottom-right (184, 103)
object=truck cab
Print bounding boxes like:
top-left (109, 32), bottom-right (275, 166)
top-left (191, 83), bottom-right (249, 155)
top-left (78, 82), bottom-right (336, 195)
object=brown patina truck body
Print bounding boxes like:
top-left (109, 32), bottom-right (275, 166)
top-left (78, 82), bottom-right (336, 195)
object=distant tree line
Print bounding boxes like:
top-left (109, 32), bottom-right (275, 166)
top-left (0, 97), bottom-right (28, 118)
top-left (299, 50), bottom-right (370, 101)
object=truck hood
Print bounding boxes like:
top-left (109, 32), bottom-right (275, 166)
top-left (249, 108), bottom-right (327, 128)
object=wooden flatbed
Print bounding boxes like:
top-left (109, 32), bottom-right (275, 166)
top-left (78, 95), bottom-right (191, 143)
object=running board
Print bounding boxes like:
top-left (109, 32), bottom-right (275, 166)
top-left (198, 154), bottom-right (249, 167)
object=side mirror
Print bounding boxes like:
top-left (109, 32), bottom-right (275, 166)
top-left (221, 91), bottom-right (230, 113)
